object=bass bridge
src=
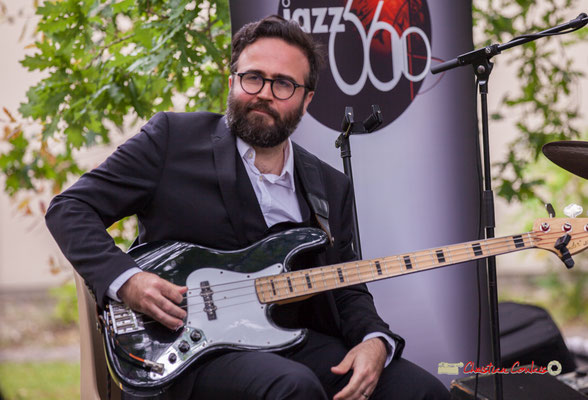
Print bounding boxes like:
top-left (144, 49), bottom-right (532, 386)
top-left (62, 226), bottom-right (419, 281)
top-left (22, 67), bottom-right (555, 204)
top-left (106, 301), bottom-right (145, 335)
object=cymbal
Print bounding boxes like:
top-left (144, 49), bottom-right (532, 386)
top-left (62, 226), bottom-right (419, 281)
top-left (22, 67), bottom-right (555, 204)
top-left (542, 141), bottom-right (588, 179)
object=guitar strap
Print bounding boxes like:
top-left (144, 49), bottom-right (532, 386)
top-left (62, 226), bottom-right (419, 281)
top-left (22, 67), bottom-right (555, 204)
top-left (292, 143), bottom-right (333, 246)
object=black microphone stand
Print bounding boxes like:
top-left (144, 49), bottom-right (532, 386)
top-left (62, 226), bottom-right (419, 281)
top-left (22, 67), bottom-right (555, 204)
top-left (431, 12), bottom-right (588, 400)
top-left (335, 105), bottom-right (383, 259)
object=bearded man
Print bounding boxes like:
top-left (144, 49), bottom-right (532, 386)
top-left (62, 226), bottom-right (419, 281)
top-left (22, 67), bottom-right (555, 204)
top-left (46, 15), bottom-right (449, 400)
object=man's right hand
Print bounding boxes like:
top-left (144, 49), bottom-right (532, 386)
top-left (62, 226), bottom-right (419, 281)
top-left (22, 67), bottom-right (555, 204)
top-left (118, 271), bottom-right (188, 330)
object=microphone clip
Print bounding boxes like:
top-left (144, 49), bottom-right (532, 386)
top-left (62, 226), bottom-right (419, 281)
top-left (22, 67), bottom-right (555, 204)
top-left (336, 105), bottom-right (383, 149)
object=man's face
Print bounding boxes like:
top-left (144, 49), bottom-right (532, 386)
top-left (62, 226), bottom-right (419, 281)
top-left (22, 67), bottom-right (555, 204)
top-left (226, 38), bottom-right (314, 148)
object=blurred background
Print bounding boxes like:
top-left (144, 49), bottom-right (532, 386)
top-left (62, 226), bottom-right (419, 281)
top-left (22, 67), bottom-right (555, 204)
top-left (0, 0), bottom-right (586, 398)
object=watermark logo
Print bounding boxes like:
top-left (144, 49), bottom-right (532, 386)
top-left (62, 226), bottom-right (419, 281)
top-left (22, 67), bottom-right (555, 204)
top-left (547, 360), bottom-right (562, 376)
top-left (279, 0), bottom-right (432, 130)
top-left (437, 360), bottom-right (563, 376)
top-left (438, 362), bottom-right (464, 375)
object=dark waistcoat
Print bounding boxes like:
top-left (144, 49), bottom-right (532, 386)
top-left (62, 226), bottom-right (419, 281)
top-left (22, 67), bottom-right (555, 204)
top-left (234, 152), bottom-right (341, 336)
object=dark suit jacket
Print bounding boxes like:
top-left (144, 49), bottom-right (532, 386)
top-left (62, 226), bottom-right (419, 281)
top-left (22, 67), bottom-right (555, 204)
top-left (45, 111), bottom-right (404, 357)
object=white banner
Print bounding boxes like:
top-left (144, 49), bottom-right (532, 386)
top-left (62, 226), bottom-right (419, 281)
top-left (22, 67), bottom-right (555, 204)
top-left (230, 0), bottom-right (490, 385)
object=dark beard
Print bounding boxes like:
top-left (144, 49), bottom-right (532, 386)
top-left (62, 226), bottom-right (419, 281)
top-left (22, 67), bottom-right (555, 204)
top-left (226, 92), bottom-right (305, 148)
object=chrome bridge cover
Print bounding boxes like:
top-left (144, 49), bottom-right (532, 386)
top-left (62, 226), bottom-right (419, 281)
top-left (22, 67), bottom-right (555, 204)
top-left (107, 301), bottom-right (145, 335)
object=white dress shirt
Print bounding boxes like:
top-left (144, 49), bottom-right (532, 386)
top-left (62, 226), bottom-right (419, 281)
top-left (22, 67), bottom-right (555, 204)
top-left (236, 137), bottom-right (302, 228)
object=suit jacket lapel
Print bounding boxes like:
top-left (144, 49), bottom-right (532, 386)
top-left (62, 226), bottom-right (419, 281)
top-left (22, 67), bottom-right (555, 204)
top-left (235, 157), bottom-right (269, 243)
top-left (211, 117), bottom-right (248, 246)
top-left (292, 142), bottom-right (333, 243)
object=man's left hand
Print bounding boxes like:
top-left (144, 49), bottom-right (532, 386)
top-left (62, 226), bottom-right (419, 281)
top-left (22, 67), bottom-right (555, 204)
top-left (331, 337), bottom-right (387, 400)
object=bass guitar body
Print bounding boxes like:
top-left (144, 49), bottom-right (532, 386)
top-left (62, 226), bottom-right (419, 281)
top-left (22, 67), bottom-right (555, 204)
top-left (102, 228), bottom-right (328, 394)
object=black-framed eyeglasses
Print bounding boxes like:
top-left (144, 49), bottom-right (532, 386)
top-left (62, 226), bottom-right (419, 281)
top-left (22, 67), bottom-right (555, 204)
top-left (235, 72), bottom-right (308, 100)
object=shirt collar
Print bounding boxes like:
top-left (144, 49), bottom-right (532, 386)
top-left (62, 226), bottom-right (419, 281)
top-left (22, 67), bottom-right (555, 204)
top-left (236, 137), bottom-right (296, 191)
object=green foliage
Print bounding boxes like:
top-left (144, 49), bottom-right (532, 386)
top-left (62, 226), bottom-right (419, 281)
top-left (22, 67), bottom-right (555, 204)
top-left (498, 137), bottom-right (588, 230)
top-left (49, 280), bottom-right (79, 325)
top-left (1, 0), bottom-right (231, 198)
top-left (535, 269), bottom-right (588, 323)
top-left (473, 0), bottom-right (584, 203)
top-left (2, 1), bottom-right (582, 207)
top-left (0, 361), bottom-right (80, 400)
top-left (498, 134), bottom-right (588, 324)
top-left (108, 214), bottom-right (139, 250)
top-left (500, 136), bottom-right (588, 323)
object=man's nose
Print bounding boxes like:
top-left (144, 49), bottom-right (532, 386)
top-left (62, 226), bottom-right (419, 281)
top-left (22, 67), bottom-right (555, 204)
top-left (256, 81), bottom-right (274, 100)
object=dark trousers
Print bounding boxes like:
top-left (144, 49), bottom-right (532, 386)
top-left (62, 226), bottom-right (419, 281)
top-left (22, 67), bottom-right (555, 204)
top-left (122, 330), bottom-right (449, 399)
top-left (157, 330), bottom-right (449, 400)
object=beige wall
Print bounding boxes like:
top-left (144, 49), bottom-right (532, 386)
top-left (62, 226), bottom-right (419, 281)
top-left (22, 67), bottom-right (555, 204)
top-left (0, 0), bottom-right (60, 290)
top-left (0, 0), bottom-right (135, 290)
top-left (1, 1), bottom-right (587, 290)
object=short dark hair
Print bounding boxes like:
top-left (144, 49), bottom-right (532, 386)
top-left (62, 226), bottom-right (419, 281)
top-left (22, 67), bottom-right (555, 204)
top-left (230, 15), bottom-right (324, 91)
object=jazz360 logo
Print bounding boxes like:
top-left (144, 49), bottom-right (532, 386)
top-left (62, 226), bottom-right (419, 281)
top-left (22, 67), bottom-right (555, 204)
top-left (279, 0), bottom-right (432, 130)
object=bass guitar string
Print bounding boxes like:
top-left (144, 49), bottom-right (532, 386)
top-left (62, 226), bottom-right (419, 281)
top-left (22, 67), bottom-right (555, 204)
top-left (253, 234), bottom-right (543, 299)
top-left (177, 234), bottom-right (538, 308)
top-left (172, 232), bottom-right (531, 291)
top-left (120, 230), bottom-right (584, 327)
top-left (120, 227), bottom-right (540, 325)
top-left (177, 229), bottom-right (580, 295)
top-left (133, 299), bottom-right (263, 328)
top-left (232, 228), bottom-right (584, 299)
top-left (178, 233), bottom-right (541, 302)
top-left (189, 229), bottom-right (583, 302)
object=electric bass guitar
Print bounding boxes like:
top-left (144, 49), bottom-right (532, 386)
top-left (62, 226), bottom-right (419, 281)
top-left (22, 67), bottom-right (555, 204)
top-left (99, 217), bottom-right (588, 394)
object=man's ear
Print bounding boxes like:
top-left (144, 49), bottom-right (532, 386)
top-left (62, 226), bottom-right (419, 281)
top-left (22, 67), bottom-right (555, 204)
top-left (228, 74), bottom-right (233, 89)
top-left (302, 91), bottom-right (314, 114)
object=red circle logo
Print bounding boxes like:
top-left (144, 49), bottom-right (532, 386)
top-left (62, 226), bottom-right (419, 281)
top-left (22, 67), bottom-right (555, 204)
top-left (279, 0), bottom-right (432, 130)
